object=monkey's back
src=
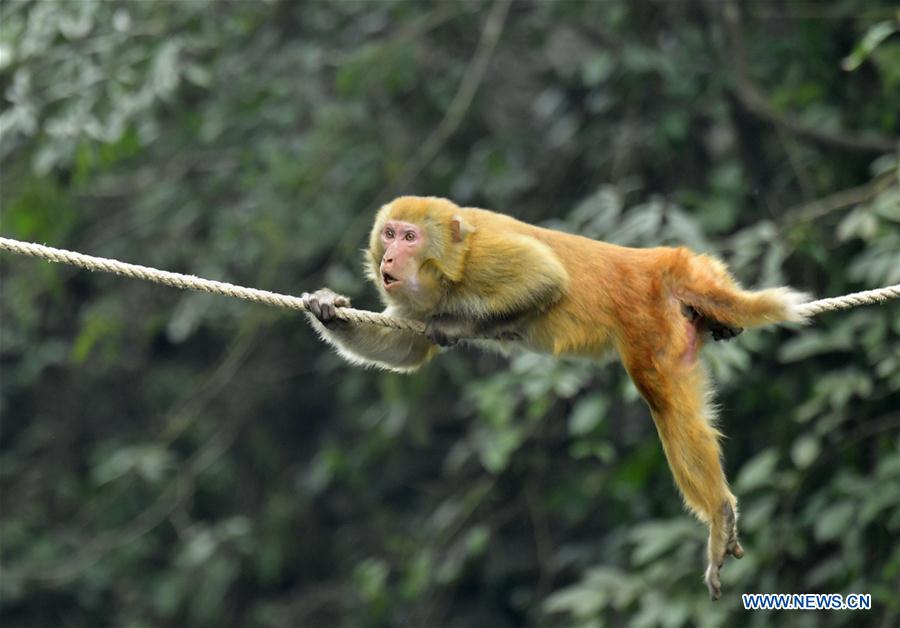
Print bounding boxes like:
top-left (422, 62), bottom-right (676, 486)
top-left (462, 207), bottom-right (688, 359)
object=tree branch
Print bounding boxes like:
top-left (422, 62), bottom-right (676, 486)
top-left (722, 0), bottom-right (898, 155)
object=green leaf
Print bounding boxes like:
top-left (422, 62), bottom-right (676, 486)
top-left (735, 450), bottom-right (779, 493)
top-left (475, 423), bottom-right (523, 473)
top-left (791, 436), bottom-right (820, 469)
top-left (353, 558), bottom-right (389, 603)
top-left (842, 21), bottom-right (898, 71)
top-left (568, 394), bottom-right (608, 436)
top-left (814, 502), bottom-right (856, 541)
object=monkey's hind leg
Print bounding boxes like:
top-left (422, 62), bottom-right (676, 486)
top-left (624, 359), bottom-right (744, 599)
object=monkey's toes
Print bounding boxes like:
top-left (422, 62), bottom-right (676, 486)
top-left (435, 335), bottom-right (458, 347)
top-left (710, 323), bottom-right (743, 341)
top-left (704, 563), bottom-right (722, 601)
top-left (425, 325), bottom-right (457, 347)
top-left (729, 541), bottom-right (745, 559)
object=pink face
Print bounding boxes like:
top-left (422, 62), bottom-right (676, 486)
top-left (379, 220), bottom-right (426, 292)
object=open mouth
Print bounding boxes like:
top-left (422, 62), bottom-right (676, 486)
top-left (382, 272), bottom-right (399, 287)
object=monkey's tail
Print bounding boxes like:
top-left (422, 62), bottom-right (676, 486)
top-left (674, 253), bottom-right (812, 329)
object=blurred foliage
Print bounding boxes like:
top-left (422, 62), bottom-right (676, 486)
top-left (1, 1), bottom-right (898, 627)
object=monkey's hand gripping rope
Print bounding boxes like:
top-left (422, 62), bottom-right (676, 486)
top-left (1, 236), bottom-right (897, 333)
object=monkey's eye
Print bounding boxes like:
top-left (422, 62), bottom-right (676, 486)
top-left (404, 232), bottom-right (416, 242)
top-left (384, 228), bottom-right (395, 239)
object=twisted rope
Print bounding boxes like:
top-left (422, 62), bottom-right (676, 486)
top-left (0, 236), bottom-right (425, 333)
top-left (793, 284), bottom-right (900, 317)
top-left (1, 236), bottom-right (897, 334)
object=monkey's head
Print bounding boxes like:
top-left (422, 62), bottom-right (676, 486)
top-left (367, 196), bottom-right (474, 312)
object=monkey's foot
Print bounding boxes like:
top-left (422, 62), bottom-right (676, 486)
top-left (708, 319), bottom-right (743, 342)
top-left (705, 501), bottom-right (745, 600)
top-left (425, 318), bottom-right (460, 347)
top-left (705, 542), bottom-right (745, 601)
top-left (681, 304), bottom-right (743, 342)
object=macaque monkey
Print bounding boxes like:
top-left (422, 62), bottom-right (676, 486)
top-left (302, 196), bottom-right (809, 599)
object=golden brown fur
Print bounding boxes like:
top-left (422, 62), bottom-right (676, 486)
top-left (303, 195), bottom-right (810, 599)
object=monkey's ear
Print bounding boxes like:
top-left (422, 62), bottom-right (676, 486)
top-left (450, 215), bottom-right (475, 243)
top-left (432, 215), bottom-right (474, 282)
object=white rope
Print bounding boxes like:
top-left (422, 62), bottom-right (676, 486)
top-left (1, 236), bottom-right (897, 334)
top-left (793, 284), bottom-right (900, 317)
top-left (0, 236), bottom-right (425, 333)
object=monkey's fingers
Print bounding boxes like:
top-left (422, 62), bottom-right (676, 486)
top-left (301, 293), bottom-right (345, 328)
top-left (321, 302), bottom-right (348, 329)
top-left (301, 293), bottom-right (323, 318)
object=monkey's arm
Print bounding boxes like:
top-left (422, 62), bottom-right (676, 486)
top-left (302, 289), bottom-right (436, 372)
top-left (460, 232), bottom-right (569, 317)
top-left (426, 231), bottom-right (569, 346)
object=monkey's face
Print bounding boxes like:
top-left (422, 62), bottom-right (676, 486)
top-left (378, 220), bottom-right (427, 293)
top-left (368, 197), bottom-right (471, 313)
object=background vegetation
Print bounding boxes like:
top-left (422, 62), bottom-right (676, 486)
top-left (1, 1), bottom-right (898, 626)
